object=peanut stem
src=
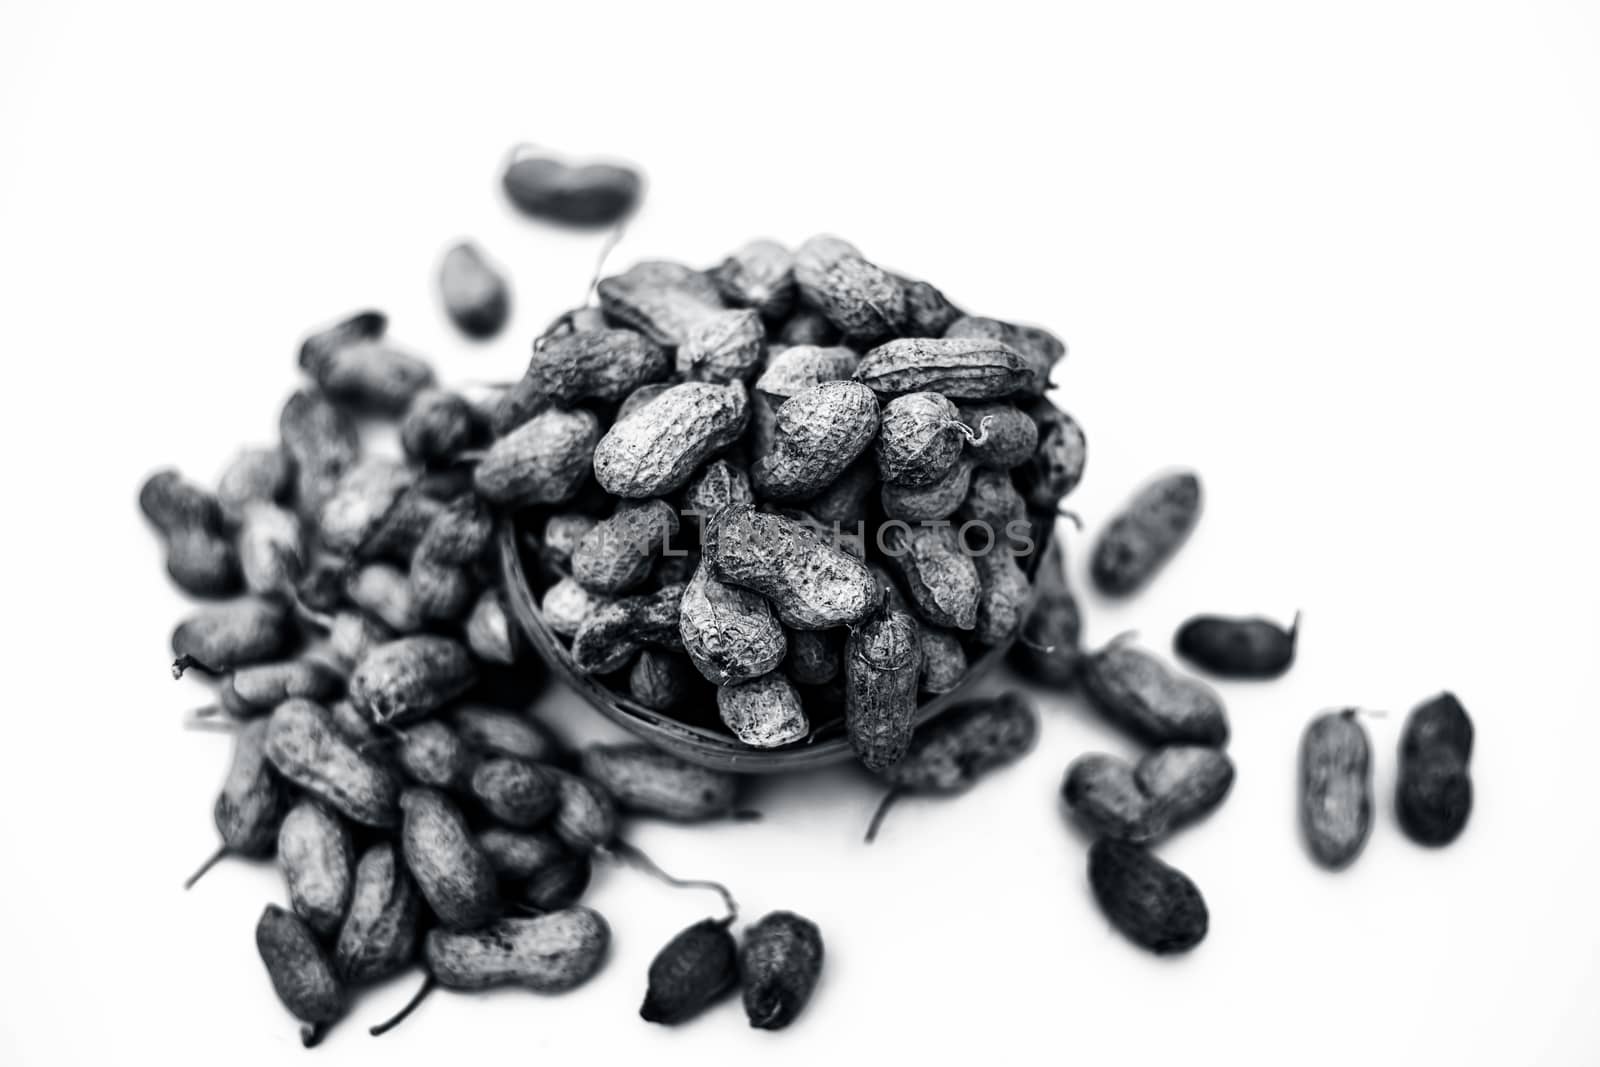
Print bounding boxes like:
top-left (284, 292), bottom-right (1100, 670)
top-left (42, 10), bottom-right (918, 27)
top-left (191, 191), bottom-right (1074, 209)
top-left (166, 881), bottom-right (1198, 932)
top-left (369, 975), bottom-right (436, 1037)
top-left (171, 654), bottom-right (212, 679)
top-left (864, 788), bottom-right (908, 843)
top-left (183, 845), bottom-right (228, 890)
top-left (301, 1022), bottom-right (329, 1049)
top-left (604, 839), bottom-right (738, 924)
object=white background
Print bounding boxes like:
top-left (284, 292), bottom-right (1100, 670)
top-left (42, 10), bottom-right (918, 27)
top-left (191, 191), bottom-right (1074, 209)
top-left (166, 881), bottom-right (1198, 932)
top-left (3, 1), bottom-right (1599, 1064)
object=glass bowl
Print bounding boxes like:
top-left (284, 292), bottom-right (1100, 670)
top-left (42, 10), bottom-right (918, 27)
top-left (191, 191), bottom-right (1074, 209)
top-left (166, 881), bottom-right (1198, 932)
top-left (498, 522), bottom-right (1057, 774)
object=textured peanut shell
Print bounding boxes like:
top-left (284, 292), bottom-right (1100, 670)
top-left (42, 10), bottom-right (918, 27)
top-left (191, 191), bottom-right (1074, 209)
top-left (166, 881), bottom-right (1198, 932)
top-left (777, 309), bottom-right (841, 347)
top-left (1136, 745), bottom-right (1235, 833)
top-left (348, 636), bottom-right (477, 726)
top-left (425, 908), bottom-right (611, 991)
top-left (450, 706), bottom-right (563, 764)
top-left (319, 458), bottom-right (413, 556)
top-left (717, 672), bottom-right (810, 748)
top-left (943, 315), bottom-right (1064, 395)
top-left (237, 502), bottom-right (304, 596)
top-left (402, 388), bottom-right (480, 464)
top-left (542, 576), bottom-right (607, 637)
top-left (754, 345), bottom-right (859, 399)
top-left (856, 338), bottom-right (1032, 400)
top-left (572, 500), bottom-right (679, 594)
top-left (957, 403), bottom-right (1038, 468)
top-left (706, 505), bottom-right (876, 630)
top-left (335, 843), bottom-right (421, 985)
top-left (164, 528), bottom-right (242, 597)
top-left (1079, 643), bottom-right (1229, 746)
top-left (641, 918), bottom-right (739, 1024)
top-left (171, 597), bottom-right (291, 673)
top-left (1007, 552), bottom-right (1082, 686)
top-left (973, 549), bottom-right (1029, 645)
top-left (471, 758), bottom-right (559, 828)
top-left (408, 556), bottom-right (475, 622)
top-left (806, 460), bottom-right (877, 526)
top-left (958, 467), bottom-right (1028, 535)
top-left (216, 447), bottom-right (293, 524)
top-left (571, 583), bottom-right (686, 675)
top-left (477, 828), bottom-right (566, 880)
top-left (1087, 840), bottom-right (1208, 954)
top-left (793, 235), bottom-right (905, 344)
top-left (593, 382), bottom-right (749, 498)
top-left (307, 339), bottom-right (435, 414)
top-left (466, 589), bottom-right (517, 665)
top-left (278, 800), bottom-right (354, 936)
top-left (739, 911), bottom-right (823, 1030)
top-left (1301, 712), bottom-right (1372, 868)
top-left (219, 658), bottom-right (343, 717)
top-left (680, 561), bottom-right (787, 686)
top-left (539, 513), bottom-right (598, 575)
top-left (883, 523), bottom-right (981, 631)
top-left (596, 260), bottom-right (723, 345)
top-left (343, 563), bottom-right (420, 633)
top-left (684, 460), bottom-right (754, 523)
top-left (265, 700), bottom-right (401, 828)
top-left (215, 718), bottom-right (287, 855)
top-left (882, 458), bottom-right (973, 521)
top-left (474, 408), bottom-right (600, 509)
top-left (400, 787), bottom-right (499, 930)
top-left (885, 691), bottom-right (1038, 792)
top-left (550, 772), bottom-right (618, 853)
top-left (629, 649), bottom-right (695, 710)
top-left (1396, 693), bottom-right (1474, 846)
top-left (844, 610), bottom-right (922, 771)
top-left (751, 381), bottom-right (881, 501)
top-left (894, 274), bottom-right (964, 336)
top-left (679, 309), bottom-right (766, 384)
top-left (580, 743), bottom-right (740, 821)
top-left (1090, 471), bottom-right (1201, 596)
top-left (396, 720), bottom-right (473, 790)
top-left (713, 238), bottom-right (796, 320)
top-left (495, 329), bottom-right (668, 432)
top-left (416, 494), bottom-right (494, 566)
top-left (278, 388), bottom-right (359, 513)
top-left (256, 905), bottom-right (346, 1028)
top-left (917, 628), bottom-right (968, 695)
top-left (1063, 754), bottom-right (1160, 841)
top-left (785, 627), bottom-right (842, 686)
top-left (876, 392), bottom-right (965, 487)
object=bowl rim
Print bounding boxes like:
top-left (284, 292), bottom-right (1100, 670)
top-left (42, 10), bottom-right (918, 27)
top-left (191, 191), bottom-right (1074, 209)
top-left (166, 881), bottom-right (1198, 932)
top-left (498, 522), bottom-right (1056, 774)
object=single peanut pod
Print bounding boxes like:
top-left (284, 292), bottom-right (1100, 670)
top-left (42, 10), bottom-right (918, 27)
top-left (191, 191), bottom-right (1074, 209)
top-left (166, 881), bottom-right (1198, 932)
top-left (399, 787), bottom-right (499, 930)
top-left (278, 800), bottom-right (355, 937)
top-left (717, 672), bottom-right (810, 748)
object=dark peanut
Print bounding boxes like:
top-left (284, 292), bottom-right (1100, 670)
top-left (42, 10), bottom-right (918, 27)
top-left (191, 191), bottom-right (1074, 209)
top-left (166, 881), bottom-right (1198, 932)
top-left (713, 238), bottom-right (796, 320)
top-left (739, 911), bottom-right (823, 1030)
top-left (1300, 711), bottom-right (1373, 869)
top-left (571, 583), bottom-right (686, 675)
top-left (1079, 639), bottom-right (1229, 746)
top-left (580, 743), bottom-right (740, 822)
top-left (470, 758), bottom-right (559, 828)
top-left (751, 381), bottom-right (881, 501)
top-left (473, 408), bottom-right (601, 509)
top-left (439, 241), bottom-right (510, 339)
top-left (348, 636), bottom-right (477, 726)
top-left (503, 149), bottom-right (641, 226)
top-left (278, 800), bottom-right (354, 936)
top-left (171, 597), bottom-right (291, 677)
top-left (400, 787), bottom-right (499, 930)
top-left (1091, 471), bottom-right (1201, 596)
top-left (856, 338), bottom-right (1032, 400)
top-left (495, 329), bottom-right (668, 433)
top-left (571, 500), bottom-right (679, 594)
top-left (641, 917), bottom-right (739, 1025)
top-left (255, 904), bottom-right (346, 1047)
top-left (844, 609), bottom-right (921, 772)
top-left (335, 843), bottom-right (421, 986)
top-left (882, 523), bottom-right (980, 631)
top-left (1175, 613), bottom-right (1300, 679)
top-left (1087, 839), bottom-right (1208, 955)
top-left (1396, 693), bottom-right (1474, 846)
top-left (265, 700), bottom-right (402, 827)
